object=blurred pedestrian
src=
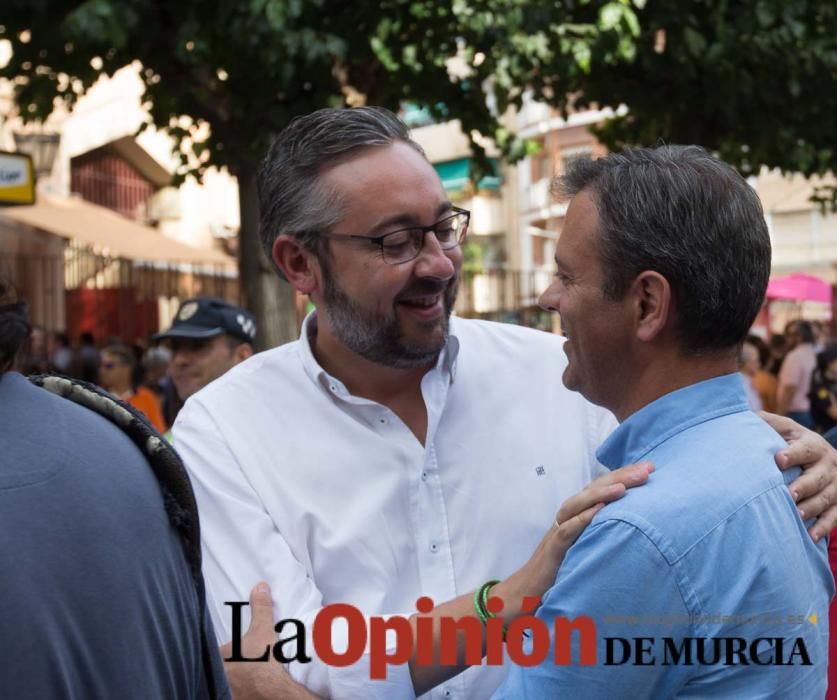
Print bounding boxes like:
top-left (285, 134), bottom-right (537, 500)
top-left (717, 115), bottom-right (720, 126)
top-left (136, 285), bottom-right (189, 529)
top-left (17, 323), bottom-right (48, 374)
top-left (142, 345), bottom-right (171, 393)
top-left (738, 340), bottom-right (763, 410)
top-left (99, 343), bottom-right (167, 433)
top-left (814, 320), bottom-right (828, 353)
top-left (777, 320), bottom-right (817, 427)
top-left (747, 334), bottom-right (778, 412)
top-left (48, 331), bottom-right (73, 374)
top-left (766, 332), bottom-right (787, 375)
top-left (811, 346), bottom-right (837, 434)
top-left (76, 331), bottom-right (100, 383)
top-left (142, 345), bottom-right (182, 429)
top-left (155, 297), bottom-right (255, 404)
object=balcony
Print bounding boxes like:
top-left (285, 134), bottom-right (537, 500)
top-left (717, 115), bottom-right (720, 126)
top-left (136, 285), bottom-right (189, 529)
top-left (524, 177), bottom-right (552, 212)
top-left (456, 268), bottom-right (555, 320)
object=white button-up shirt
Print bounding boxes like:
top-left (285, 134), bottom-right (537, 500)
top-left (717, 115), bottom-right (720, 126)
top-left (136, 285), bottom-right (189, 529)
top-left (175, 314), bottom-right (616, 699)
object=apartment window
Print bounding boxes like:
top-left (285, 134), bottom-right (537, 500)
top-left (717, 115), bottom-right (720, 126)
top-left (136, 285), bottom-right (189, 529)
top-left (530, 140), bottom-right (553, 183)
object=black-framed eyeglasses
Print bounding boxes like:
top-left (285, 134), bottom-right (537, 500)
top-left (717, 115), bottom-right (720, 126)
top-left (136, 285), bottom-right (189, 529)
top-left (320, 206), bottom-right (470, 265)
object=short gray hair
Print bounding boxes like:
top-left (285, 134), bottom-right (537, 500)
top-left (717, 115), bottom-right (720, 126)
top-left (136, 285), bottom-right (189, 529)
top-left (554, 145), bottom-right (771, 354)
top-left (258, 107), bottom-right (425, 278)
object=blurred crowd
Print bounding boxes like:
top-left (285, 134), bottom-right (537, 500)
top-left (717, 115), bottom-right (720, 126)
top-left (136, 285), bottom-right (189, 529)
top-left (11, 296), bottom-right (257, 437)
top-left (14, 327), bottom-right (180, 433)
top-left (15, 314), bottom-right (837, 444)
top-left (740, 319), bottom-right (837, 442)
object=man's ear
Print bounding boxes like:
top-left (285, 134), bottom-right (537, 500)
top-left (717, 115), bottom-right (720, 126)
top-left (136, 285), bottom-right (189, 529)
top-left (234, 343), bottom-right (254, 364)
top-left (272, 234), bottom-right (319, 294)
top-left (630, 271), bottom-right (672, 343)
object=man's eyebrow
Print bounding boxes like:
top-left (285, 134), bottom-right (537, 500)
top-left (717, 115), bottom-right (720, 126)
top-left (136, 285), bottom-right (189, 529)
top-left (370, 202), bottom-right (454, 233)
top-left (554, 255), bottom-right (572, 272)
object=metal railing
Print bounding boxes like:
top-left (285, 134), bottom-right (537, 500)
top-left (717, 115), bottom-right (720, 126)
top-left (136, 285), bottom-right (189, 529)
top-left (5, 249), bottom-right (556, 337)
top-left (4, 247), bottom-right (238, 339)
top-left (455, 267), bottom-right (557, 330)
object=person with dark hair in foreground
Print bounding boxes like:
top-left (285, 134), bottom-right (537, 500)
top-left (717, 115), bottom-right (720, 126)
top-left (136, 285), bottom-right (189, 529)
top-left (0, 292), bottom-right (230, 699)
top-left (495, 146), bottom-right (832, 698)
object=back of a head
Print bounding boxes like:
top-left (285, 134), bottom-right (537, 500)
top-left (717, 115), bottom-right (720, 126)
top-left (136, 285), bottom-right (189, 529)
top-left (257, 106), bottom-right (424, 277)
top-left (796, 320), bottom-right (815, 345)
top-left (817, 345), bottom-right (837, 375)
top-left (555, 145), bottom-right (771, 355)
top-left (746, 334), bottom-right (771, 368)
top-left (0, 282), bottom-right (30, 374)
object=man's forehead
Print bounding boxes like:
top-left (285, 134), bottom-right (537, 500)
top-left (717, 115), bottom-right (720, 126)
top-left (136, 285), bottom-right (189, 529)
top-left (167, 336), bottom-right (220, 349)
top-left (320, 142), bottom-right (449, 230)
top-left (554, 191), bottom-right (601, 266)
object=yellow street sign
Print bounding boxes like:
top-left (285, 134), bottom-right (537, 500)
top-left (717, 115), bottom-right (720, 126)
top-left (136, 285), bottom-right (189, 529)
top-left (0, 151), bottom-right (35, 205)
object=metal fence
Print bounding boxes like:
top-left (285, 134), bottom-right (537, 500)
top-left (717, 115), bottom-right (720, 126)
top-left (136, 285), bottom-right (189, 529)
top-left (4, 246), bottom-right (238, 340)
top-left (455, 267), bottom-right (557, 330)
top-left (5, 247), bottom-right (555, 337)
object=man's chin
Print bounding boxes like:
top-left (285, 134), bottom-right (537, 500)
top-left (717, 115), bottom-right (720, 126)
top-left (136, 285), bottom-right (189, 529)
top-left (174, 382), bottom-right (198, 401)
top-left (561, 366), bottom-right (581, 394)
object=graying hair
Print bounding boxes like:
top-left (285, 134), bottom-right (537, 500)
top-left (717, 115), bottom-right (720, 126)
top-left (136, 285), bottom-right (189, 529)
top-left (258, 107), bottom-right (425, 278)
top-left (554, 145), bottom-right (771, 354)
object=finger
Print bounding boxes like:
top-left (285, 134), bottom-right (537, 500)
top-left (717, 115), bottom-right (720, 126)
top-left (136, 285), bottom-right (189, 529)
top-left (788, 459), bottom-right (830, 504)
top-left (556, 483), bottom-right (625, 524)
top-left (759, 411), bottom-right (806, 441)
top-left (555, 502), bottom-right (606, 548)
top-left (796, 481), bottom-right (837, 521)
top-left (775, 432), bottom-right (822, 471)
top-left (246, 581), bottom-right (278, 642)
top-left (555, 462), bottom-right (653, 523)
top-left (808, 504), bottom-right (837, 543)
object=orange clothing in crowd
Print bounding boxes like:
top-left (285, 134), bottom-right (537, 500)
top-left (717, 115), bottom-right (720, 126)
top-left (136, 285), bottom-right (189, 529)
top-left (752, 369), bottom-right (778, 413)
top-left (127, 386), bottom-right (167, 434)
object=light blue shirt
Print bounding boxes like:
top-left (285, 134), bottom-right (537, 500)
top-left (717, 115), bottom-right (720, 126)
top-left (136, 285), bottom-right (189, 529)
top-left (495, 373), bottom-right (832, 699)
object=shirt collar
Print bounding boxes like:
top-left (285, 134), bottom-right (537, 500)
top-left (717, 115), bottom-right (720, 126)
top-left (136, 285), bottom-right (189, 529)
top-left (596, 372), bottom-right (750, 471)
top-left (297, 310), bottom-right (461, 395)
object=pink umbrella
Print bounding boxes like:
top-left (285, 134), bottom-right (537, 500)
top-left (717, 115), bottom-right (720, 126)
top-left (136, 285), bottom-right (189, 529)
top-left (766, 273), bottom-right (832, 303)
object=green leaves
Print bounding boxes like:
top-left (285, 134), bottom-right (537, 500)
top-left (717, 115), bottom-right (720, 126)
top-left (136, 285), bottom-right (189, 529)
top-left (683, 26), bottom-right (707, 56)
top-left (2, 0), bottom-right (834, 194)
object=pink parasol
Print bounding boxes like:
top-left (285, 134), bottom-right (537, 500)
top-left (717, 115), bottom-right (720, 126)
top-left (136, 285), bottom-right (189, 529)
top-left (765, 273), bottom-right (833, 303)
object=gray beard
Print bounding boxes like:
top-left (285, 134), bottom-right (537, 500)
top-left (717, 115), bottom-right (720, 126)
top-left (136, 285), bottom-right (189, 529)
top-left (321, 272), bottom-right (458, 369)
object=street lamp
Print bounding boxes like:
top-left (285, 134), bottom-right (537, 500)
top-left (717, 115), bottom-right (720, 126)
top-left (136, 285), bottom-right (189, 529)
top-left (13, 131), bottom-right (60, 178)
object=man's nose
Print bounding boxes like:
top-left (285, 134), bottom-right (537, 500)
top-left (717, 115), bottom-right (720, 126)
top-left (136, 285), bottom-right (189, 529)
top-left (171, 349), bottom-right (191, 367)
top-left (413, 233), bottom-right (456, 280)
top-left (538, 282), bottom-right (560, 312)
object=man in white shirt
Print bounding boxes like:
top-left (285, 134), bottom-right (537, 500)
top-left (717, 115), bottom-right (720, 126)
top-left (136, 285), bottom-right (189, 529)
top-left (175, 107), bottom-right (837, 700)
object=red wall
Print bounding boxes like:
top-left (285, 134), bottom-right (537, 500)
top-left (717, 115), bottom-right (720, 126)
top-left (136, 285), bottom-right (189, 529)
top-left (66, 288), bottom-right (159, 344)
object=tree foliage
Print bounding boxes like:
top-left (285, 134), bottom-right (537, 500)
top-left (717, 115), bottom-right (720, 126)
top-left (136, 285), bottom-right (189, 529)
top-left (3, 0), bottom-right (835, 340)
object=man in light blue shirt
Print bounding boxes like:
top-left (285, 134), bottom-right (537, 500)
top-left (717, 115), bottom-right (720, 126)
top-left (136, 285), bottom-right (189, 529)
top-left (496, 146), bottom-right (833, 698)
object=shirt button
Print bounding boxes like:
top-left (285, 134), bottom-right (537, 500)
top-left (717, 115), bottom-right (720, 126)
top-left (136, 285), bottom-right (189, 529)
top-left (421, 471), bottom-right (428, 481)
top-left (329, 385), bottom-right (337, 392)
top-left (379, 417), bottom-right (387, 424)
top-left (444, 691), bottom-right (452, 698)
top-left (430, 542), bottom-right (439, 553)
